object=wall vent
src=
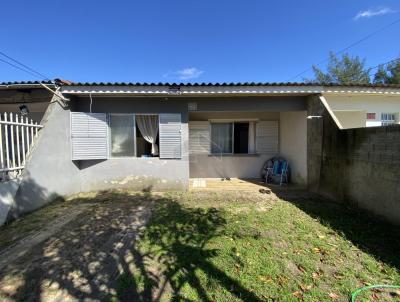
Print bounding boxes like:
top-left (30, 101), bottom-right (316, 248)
top-left (188, 102), bottom-right (197, 111)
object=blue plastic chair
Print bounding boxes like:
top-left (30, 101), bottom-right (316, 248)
top-left (265, 159), bottom-right (289, 186)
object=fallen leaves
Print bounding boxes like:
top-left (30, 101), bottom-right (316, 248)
top-left (258, 275), bottom-right (273, 283)
top-left (299, 283), bottom-right (312, 291)
top-left (328, 292), bottom-right (339, 300)
top-left (312, 247), bottom-right (328, 255)
top-left (312, 269), bottom-right (324, 280)
top-left (333, 272), bottom-right (344, 280)
top-left (297, 265), bottom-right (306, 273)
top-left (292, 283), bottom-right (313, 300)
top-left (292, 290), bottom-right (302, 298)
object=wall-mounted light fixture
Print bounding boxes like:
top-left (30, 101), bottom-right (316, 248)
top-left (19, 104), bottom-right (29, 116)
top-left (306, 115), bottom-right (322, 119)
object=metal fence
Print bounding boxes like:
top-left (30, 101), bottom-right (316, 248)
top-left (0, 112), bottom-right (43, 181)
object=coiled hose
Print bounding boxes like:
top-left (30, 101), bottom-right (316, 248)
top-left (351, 284), bottom-right (400, 301)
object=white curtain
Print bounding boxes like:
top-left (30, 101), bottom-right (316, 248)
top-left (136, 115), bottom-right (159, 156)
top-left (211, 123), bottom-right (232, 154)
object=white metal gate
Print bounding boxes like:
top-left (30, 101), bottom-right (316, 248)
top-left (0, 112), bottom-right (43, 181)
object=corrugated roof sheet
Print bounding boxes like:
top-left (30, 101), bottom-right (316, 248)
top-left (0, 80), bottom-right (53, 85)
top-left (57, 81), bottom-right (400, 88)
top-left (1, 80), bottom-right (400, 88)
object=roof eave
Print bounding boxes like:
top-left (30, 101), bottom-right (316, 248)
top-left (60, 85), bottom-right (400, 96)
top-left (0, 83), bottom-right (56, 90)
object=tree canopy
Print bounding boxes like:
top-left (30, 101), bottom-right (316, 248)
top-left (373, 60), bottom-right (400, 84)
top-left (308, 52), bottom-right (370, 84)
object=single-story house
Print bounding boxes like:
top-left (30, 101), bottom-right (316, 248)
top-left (0, 80), bottom-right (400, 222)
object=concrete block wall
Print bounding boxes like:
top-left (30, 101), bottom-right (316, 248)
top-left (307, 96), bottom-right (400, 225)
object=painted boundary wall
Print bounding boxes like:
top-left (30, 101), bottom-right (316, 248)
top-left (308, 96), bottom-right (400, 225)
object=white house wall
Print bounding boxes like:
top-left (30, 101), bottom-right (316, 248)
top-left (279, 111), bottom-right (308, 185)
top-left (323, 94), bottom-right (400, 128)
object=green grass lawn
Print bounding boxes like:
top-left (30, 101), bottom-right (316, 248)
top-left (114, 191), bottom-right (400, 302)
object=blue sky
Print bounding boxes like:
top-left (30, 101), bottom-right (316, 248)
top-left (0, 0), bottom-right (399, 83)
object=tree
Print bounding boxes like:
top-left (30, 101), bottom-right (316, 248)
top-left (308, 52), bottom-right (370, 84)
top-left (373, 60), bottom-right (400, 84)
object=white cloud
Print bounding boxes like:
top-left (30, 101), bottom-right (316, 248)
top-left (354, 7), bottom-right (396, 20)
top-left (163, 67), bottom-right (204, 80)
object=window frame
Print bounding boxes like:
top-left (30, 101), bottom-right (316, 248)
top-left (381, 113), bottom-right (396, 126)
top-left (108, 113), bottom-right (162, 159)
top-left (209, 121), bottom-right (253, 155)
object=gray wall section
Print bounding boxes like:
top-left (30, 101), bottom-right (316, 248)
top-left (190, 154), bottom-right (271, 178)
top-left (8, 96), bottom-right (190, 219)
top-left (73, 95), bottom-right (306, 114)
top-left (192, 96), bottom-right (307, 112)
top-left (72, 97), bottom-right (190, 188)
top-left (0, 89), bottom-right (52, 123)
top-left (11, 99), bottom-right (82, 217)
top-left (0, 179), bottom-right (20, 225)
top-left (307, 95), bottom-right (325, 191)
top-left (307, 96), bottom-right (400, 225)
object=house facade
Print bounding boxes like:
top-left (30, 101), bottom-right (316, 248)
top-left (1, 81), bottom-right (400, 223)
top-left (323, 94), bottom-right (400, 128)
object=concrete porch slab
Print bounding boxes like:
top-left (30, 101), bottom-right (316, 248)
top-left (189, 178), bottom-right (270, 191)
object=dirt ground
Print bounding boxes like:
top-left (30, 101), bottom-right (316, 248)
top-left (0, 191), bottom-right (154, 302)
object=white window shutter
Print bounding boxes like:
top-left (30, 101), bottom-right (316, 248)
top-left (256, 121), bottom-right (279, 154)
top-left (71, 112), bottom-right (108, 160)
top-left (189, 121), bottom-right (210, 154)
top-left (159, 114), bottom-right (182, 159)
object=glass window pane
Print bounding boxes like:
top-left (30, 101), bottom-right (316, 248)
top-left (211, 123), bottom-right (232, 154)
top-left (234, 122), bottom-right (249, 154)
top-left (110, 115), bottom-right (135, 157)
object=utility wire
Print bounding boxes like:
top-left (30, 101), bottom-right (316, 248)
top-left (288, 17), bottom-right (400, 81)
top-left (0, 57), bottom-right (45, 80)
top-left (0, 50), bottom-right (51, 81)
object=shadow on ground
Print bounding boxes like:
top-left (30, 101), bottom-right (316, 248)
top-left (0, 189), bottom-right (263, 302)
top-left (0, 190), bottom-right (155, 301)
top-left (126, 197), bottom-right (264, 302)
top-left (271, 187), bottom-right (400, 272)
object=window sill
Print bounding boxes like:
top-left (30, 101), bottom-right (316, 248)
top-left (208, 153), bottom-right (260, 157)
top-left (108, 156), bottom-right (160, 160)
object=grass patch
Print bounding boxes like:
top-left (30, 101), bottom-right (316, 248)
top-left (116, 191), bottom-right (400, 301)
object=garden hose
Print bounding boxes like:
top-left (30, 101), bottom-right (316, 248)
top-left (351, 284), bottom-right (400, 302)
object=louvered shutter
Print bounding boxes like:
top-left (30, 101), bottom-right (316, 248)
top-left (159, 114), bottom-right (182, 159)
top-left (256, 121), bottom-right (279, 154)
top-left (189, 121), bottom-right (210, 154)
top-left (71, 112), bottom-right (108, 160)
